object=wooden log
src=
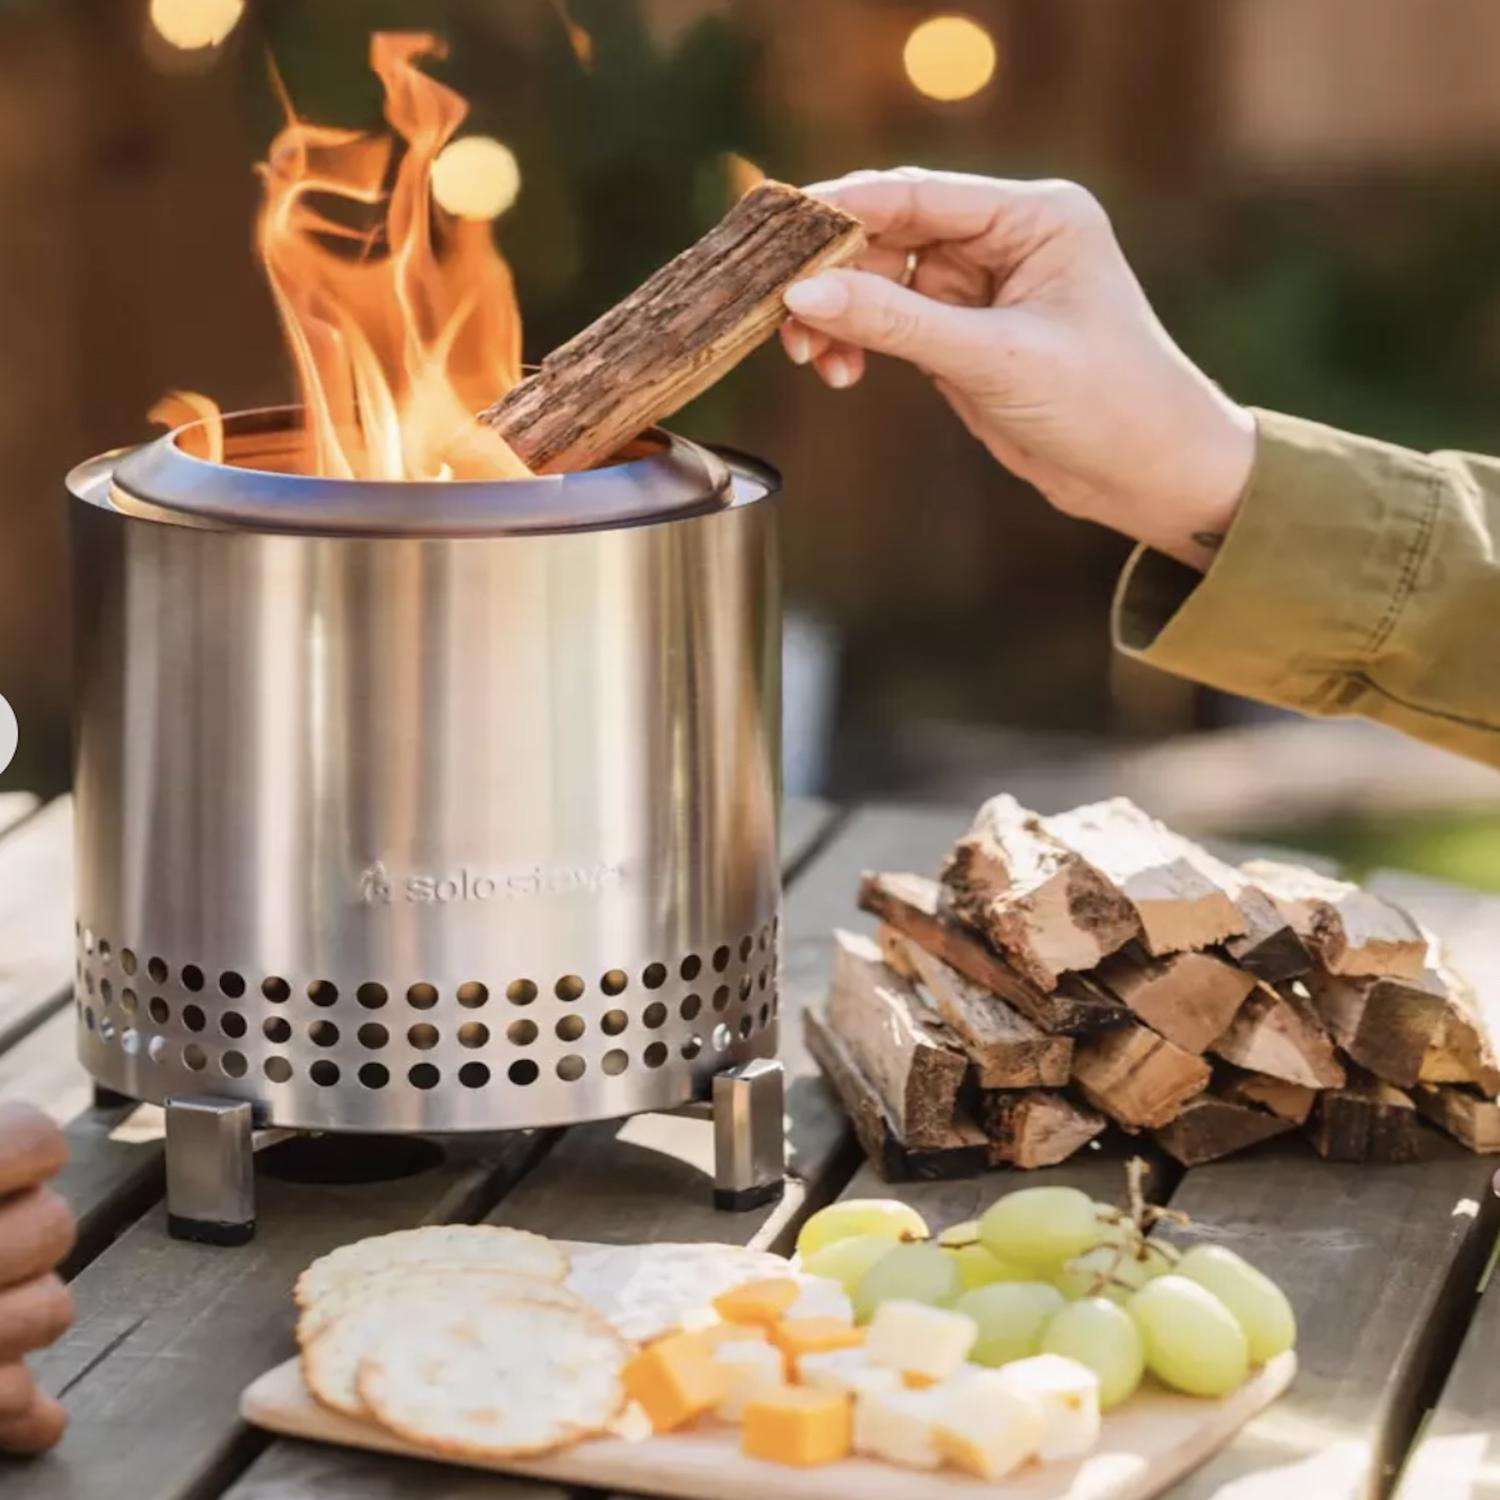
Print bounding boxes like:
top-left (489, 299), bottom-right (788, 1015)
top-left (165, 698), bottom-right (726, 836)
top-left (1042, 797), bottom-right (1246, 957)
top-left (857, 871), bottom-right (1123, 1035)
top-left (1309, 1072), bottom-right (1428, 1163)
top-left (1152, 1094), bottom-right (1295, 1166)
top-left (941, 794), bottom-right (1141, 990)
top-left (479, 182), bottom-right (865, 473)
top-left (1242, 857), bottom-right (1427, 980)
top-left (1223, 881), bottom-right (1314, 982)
top-left (826, 930), bottom-right (967, 1149)
top-left (1211, 981), bottom-right (1346, 1090)
top-left (1093, 943), bottom-right (1254, 1053)
top-left (1217, 1066), bottom-right (1317, 1125)
top-left (1071, 1020), bottom-right (1211, 1130)
top-left (1304, 967), bottom-right (1450, 1089)
top-left (803, 1007), bottom-right (990, 1182)
top-left (1412, 1085), bottom-right (1500, 1154)
top-left (880, 926), bottom-right (1073, 1089)
top-left (979, 1090), bottom-right (1107, 1169)
top-left (1416, 949), bottom-right (1500, 1096)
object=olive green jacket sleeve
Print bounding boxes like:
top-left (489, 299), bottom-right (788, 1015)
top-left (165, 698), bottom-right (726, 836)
top-left (1112, 408), bottom-right (1500, 769)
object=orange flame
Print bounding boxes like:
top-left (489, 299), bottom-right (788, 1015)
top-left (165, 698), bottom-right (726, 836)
top-left (157, 33), bottom-right (529, 481)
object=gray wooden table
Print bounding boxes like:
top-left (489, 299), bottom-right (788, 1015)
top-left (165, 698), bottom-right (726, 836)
top-left (0, 793), bottom-right (1496, 1500)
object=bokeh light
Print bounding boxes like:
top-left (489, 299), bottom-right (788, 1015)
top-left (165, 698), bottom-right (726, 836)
top-left (431, 136), bottom-right (523, 221)
top-left (903, 15), bottom-right (998, 103)
top-left (148, 0), bottom-right (244, 50)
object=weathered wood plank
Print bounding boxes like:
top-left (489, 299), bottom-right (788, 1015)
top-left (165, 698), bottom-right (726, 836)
top-left (0, 795), bottom-right (73, 1054)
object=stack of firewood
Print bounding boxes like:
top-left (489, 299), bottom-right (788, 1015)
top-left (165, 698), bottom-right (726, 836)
top-left (806, 795), bottom-right (1500, 1178)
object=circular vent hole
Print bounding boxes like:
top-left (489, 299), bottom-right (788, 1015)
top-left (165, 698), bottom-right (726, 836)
top-left (458, 1062), bottom-right (490, 1089)
top-left (758, 969), bottom-right (770, 991)
top-left (507, 979), bottom-right (537, 1007)
top-left (712, 1024), bottom-right (731, 1053)
top-left (310, 1060), bottom-right (340, 1087)
top-left (738, 1015), bottom-right (753, 1039)
top-left (602, 1049), bottom-right (628, 1076)
top-left (148, 1036), bottom-right (170, 1065)
top-left (308, 981), bottom-right (339, 1007)
top-left (359, 1063), bottom-right (389, 1089)
top-left (99, 1017), bottom-right (116, 1044)
top-left (121, 949), bottom-right (138, 976)
top-left (508, 1059), bottom-right (538, 1086)
top-left (83, 928), bottom-right (94, 955)
top-left (408, 1024), bottom-right (439, 1051)
top-left (121, 1028), bottom-right (140, 1057)
top-left (680, 954), bottom-right (701, 982)
top-left (681, 1036), bottom-right (703, 1060)
top-left (643, 1042), bottom-right (668, 1069)
top-left (263, 1016), bottom-right (291, 1044)
top-left (409, 1063), bottom-right (440, 1090)
top-left (358, 983), bottom-right (389, 1010)
top-left (220, 1011), bottom-right (247, 1039)
top-left (759, 1003), bottom-right (771, 1028)
top-left (182, 1005), bottom-right (206, 1033)
top-left (457, 982), bottom-right (488, 1010)
top-left (600, 970), bottom-right (628, 997)
top-left (642, 1002), bottom-right (667, 1030)
top-left (643, 963), bottom-right (667, 990)
top-left (759, 925), bottom-right (772, 951)
top-left (121, 988), bottom-right (138, 1015)
top-left (183, 1043), bottom-right (206, 1071)
top-left (264, 1055), bottom-right (293, 1083)
top-left (406, 983), bottom-right (437, 1011)
top-left (309, 1020), bottom-right (339, 1047)
top-left (555, 1015), bottom-right (585, 1043)
top-left (507, 1019), bottom-right (538, 1046)
top-left (100, 978), bottom-right (113, 1004)
top-left (358, 1023), bottom-right (389, 1049)
top-left (712, 985), bottom-right (730, 1012)
top-left (601, 1009), bottom-right (628, 1037)
top-left (98, 940), bottom-right (112, 962)
top-left (182, 965), bottom-right (205, 993)
top-left (739, 936), bottom-right (753, 962)
top-left (458, 1022), bottom-right (489, 1049)
top-left (262, 976), bottom-right (290, 1002)
top-left (556, 1055), bottom-right (586, 1082)
top-left (80, 1004), bottom-right (94, 1031)
top-left (738, 975), bottom-right (753, 1002)
top-left (555, 975), bottom-right (584, 1003)
top-left (148, 997), bottom-right (170, 1025)
top-left (219, 971), bottom-right (246, 998)
top-left (680, 994), bottom-right (702, 1022)
top-left (712, 946), bottom-right (730, 973)
top-left (222, 1050), bottom-right (247, 1078)
top-left (83, 972), bottom-right (94, 997)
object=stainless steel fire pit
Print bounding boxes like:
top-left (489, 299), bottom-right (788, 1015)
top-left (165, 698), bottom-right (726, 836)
top-left (67, 408), bottom-right (784, 1241)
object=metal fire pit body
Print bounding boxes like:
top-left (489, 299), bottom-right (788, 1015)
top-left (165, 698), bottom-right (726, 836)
top-left (68, 411), bottom-right (782, 1178)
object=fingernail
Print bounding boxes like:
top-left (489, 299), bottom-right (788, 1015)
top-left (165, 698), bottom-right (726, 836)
top-left (784, 325), bottom-right (811, 365)
top-left (784, 274), bottom-right (848, 319)
top-left (825, 355), bottom-right (855, 389)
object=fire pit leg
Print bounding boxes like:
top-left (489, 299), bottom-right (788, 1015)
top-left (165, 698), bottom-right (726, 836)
top-left (712, 1059), bottom-right (786, 1212)
top-left (165, 1095), bottom-right (256, 1246)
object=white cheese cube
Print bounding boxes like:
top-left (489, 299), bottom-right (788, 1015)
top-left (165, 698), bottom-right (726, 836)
top-left (865, 1299), bottom-right (977, 1382)
top-left (785, 1275), bottom-right (854, 1325)
top-left (931, 1370), bottom-right (1044, 1480)
top-left (994, 1353), bottom-right (1101, 1460)
top-left (798, 1346), bottom-right (901, 1398)
top-left (709, 1336), bottom-right (785, 1421)
top-left (852, 1386), bottom-right (945, 1470)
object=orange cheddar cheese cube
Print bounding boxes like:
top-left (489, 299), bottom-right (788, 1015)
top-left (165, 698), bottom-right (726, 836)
top-left (741, 1385), bottom-right (852, 1467)
top-left (713, 1277), bottom-right (802, 1327)
top-left (769, 1317), bottom-right (864, 1376)
top-left (622, 1330), bottom-right (729, 1432)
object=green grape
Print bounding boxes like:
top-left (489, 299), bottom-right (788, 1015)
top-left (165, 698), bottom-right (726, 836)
top-left (979, 1187), bottom-right (1106, 1274)
top-left (796, 1198), bottom-right (930, 1258)
top-left (1054, 1240), bottom-right (1174, 1303)
top-left (951, 1282), bottom-right (1065, 1366)
top-left (1041, 1296), bottom-right (1144, 1410)
top-left (852, 1242), bottom-right (962, 1323)
top-left (949, 1241), bottom-right (1030, 1291)
top-left (1176, 1245), bottom-right (1296, 1363)
top-left (802, 1232), bottom-right (899, 1298)
top-left (1127, 1275), bottom-right (1248, 1398)
top-left (937, 1219), bottom-right (981, 1247)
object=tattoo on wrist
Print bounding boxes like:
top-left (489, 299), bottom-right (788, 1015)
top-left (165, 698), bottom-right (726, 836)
top-left (1191, 530), bottom-right (1225, 552)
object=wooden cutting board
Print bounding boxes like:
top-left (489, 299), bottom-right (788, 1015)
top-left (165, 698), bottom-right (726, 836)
top-left (242, 1348), bottom-right (1295, 1500)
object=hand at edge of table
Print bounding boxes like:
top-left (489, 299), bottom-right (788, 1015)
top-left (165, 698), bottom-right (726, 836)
top-left (0, 1102), bottom-right (75, 1456)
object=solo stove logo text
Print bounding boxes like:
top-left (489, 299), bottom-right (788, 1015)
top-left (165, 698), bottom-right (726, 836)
top-left (359, 860), bottom-right (625, 906)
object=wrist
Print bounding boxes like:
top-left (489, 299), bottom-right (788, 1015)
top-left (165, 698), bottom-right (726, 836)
top-left (1145, 396), bottom-right (1257, 572)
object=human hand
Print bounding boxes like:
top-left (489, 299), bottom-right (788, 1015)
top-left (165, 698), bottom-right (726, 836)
top-left (780, 168), bottom-right (1255, 571)
top-left (0, 1104), bottom-right (74, 1455)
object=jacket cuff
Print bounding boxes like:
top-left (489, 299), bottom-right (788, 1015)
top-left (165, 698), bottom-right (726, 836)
top-left (1111, 407), bottom-right (1440, 714)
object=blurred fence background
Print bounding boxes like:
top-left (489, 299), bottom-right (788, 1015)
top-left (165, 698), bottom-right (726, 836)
top-left (2, 0), bottom-right (1499, 879)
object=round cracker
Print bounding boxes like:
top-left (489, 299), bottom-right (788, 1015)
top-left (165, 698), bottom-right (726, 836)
top-left (356, 1298), bottom-right (628, 1458)
top-left (297, 1265), bottom-right (576, 1348)
top-left (295, 1225), bottom-right (566, 1309)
